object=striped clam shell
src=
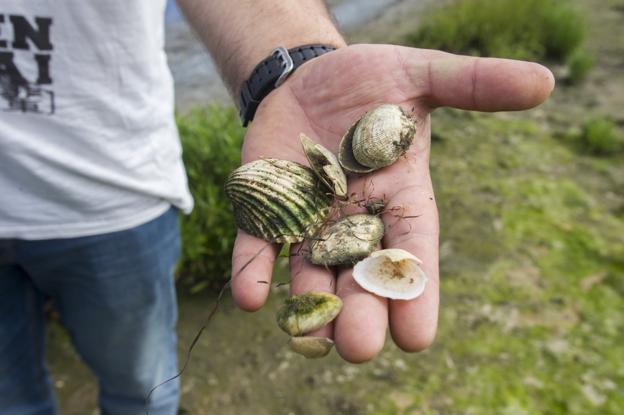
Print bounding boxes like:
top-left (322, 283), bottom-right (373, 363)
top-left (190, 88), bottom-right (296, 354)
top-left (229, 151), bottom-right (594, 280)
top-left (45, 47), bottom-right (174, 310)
top-left (225, 158), bottom-right (332, 243)
top-left (339, 104), bottom-right (416, 173)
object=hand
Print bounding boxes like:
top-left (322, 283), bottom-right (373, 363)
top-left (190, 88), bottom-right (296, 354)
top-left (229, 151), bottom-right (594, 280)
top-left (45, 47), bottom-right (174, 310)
top-left (230, 44), bottom-right (554, 362)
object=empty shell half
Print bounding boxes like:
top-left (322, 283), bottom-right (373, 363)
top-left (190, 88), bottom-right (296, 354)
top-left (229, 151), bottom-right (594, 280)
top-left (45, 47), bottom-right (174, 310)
top-left (225, 158), bottom-right (332, 243)
top-left (277, 291), bottom-right (342, 336)
top-left (339, 104), bottom-right (416, 173)
top-left (306, 213), bottom-right (384, 266)
top-left (289, 336), bottom-right (334, 359)
top-left (352, 249), bottom-right (427, 300)
top-left (300, 133), bottom-right (348, 199)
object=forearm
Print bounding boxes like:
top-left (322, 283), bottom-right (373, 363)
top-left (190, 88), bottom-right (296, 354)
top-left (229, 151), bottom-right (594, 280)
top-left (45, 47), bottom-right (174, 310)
top-left (176, 0), bottom-right (346, 97)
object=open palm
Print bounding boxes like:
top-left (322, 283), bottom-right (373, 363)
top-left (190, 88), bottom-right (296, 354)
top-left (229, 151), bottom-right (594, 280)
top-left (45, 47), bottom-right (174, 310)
top-left (230, 44), bottom-right (554, 362)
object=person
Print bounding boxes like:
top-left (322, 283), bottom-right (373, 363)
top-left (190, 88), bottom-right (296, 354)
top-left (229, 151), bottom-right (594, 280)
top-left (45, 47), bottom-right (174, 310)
top-left (0, 1), bottom-right (554, 414)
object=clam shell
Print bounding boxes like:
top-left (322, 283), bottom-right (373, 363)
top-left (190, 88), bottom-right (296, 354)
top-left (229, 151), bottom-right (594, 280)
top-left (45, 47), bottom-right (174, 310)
top-left (306, 214), bottom-right (384, 266)
top-left (338, 121), bottom-right (374, 173)
top-left (289, 336), bottom-right (334, 359)
top-left (352, 248), bottom-right (427, 300)
top-left (339, 104), bottom-right (416, 173)
top-left (299, 133), bottom-right (348, 199)
top-left (225, 159), bottom-right (332, 243)
top-left (276, 291), bottom-right (342, 336)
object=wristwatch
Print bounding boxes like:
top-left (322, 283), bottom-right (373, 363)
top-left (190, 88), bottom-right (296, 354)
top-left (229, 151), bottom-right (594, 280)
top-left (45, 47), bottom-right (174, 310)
top-left (238, 44), bottom-right (337, 127)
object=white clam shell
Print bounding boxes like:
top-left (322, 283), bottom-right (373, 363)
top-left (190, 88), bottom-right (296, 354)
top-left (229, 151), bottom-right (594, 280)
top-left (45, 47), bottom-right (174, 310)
top-left (352, 249), bottom-right (427, 300)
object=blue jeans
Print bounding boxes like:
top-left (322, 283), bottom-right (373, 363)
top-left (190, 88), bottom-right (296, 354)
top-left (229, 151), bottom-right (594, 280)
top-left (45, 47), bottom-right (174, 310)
top-left (0, 207), bottom-right (180, 415)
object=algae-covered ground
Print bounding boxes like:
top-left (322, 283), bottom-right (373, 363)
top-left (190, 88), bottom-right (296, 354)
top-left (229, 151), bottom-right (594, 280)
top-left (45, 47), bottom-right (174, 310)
top-left (48, 110), bottom-right (624, 414)
top-left (47, 0), bottom-right (623, 413)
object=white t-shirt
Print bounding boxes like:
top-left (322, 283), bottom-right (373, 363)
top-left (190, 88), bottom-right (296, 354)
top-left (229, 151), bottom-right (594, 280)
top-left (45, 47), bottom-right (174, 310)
top-left (0, 0), bottom-right (193, 239)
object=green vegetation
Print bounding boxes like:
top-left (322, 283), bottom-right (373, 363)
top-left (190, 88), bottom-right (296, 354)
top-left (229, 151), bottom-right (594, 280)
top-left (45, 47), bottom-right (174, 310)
top-left (371, 110), bottom-right (624, 414)
top-left (406, 0), bottom-right (589, 64)
top-left (567, 49), bottom-right (594, 84)
top-left (576, 117), bottom-right (623, 155)
top-left (176, 106), bottom-right (244, 291)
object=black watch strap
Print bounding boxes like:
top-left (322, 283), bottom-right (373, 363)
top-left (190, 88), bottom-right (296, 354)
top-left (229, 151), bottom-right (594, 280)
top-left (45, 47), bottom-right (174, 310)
top-left (238, 44), bottom-right (337, 127)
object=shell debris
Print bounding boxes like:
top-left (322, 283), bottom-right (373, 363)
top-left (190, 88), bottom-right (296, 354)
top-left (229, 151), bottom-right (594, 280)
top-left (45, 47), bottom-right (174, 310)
top-left (307, 213), bottom-right (384, 266)
top-left (289, 336), bottom-right (334, 359)
top-left (300, 133), bottom-right (348, 199)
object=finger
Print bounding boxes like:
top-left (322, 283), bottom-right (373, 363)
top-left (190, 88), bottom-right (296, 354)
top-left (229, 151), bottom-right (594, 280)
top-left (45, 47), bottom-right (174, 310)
top-left (370, 130), bottom-right (440, 351)
top-left (333, 266), bottom-right (388, 363)
top-left (398, 47), bottom-right (555, 111)
top-left (382, 179), bottom-right (440, 352)
top-left (333, 265), bottom-right (389, 363)
top-left (326, 115), bottom-right (436, 356)
top-left (350, 168), bottom-right (439, 352)
top-left (289, 243), bottom-right (337, 339)
top-left (324, 194), bottom-right (389, 362)
top-left (231, 230), bottom-right (280, 311)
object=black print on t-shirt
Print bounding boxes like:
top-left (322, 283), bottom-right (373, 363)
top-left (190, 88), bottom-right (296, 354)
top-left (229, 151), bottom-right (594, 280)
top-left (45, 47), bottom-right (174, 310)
top-left (0, 14), bottom-right (54, 115)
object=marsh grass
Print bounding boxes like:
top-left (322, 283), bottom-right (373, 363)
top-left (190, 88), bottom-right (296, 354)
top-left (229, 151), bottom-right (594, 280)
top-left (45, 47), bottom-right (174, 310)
top-left (578, 117), bottom-right (623, 155)
top-left (406, 0), bottom-right (589, 66)
top-left (567, 49), bottom-right (594, 84)
top-left (176, 106), bottom-right (244, 291)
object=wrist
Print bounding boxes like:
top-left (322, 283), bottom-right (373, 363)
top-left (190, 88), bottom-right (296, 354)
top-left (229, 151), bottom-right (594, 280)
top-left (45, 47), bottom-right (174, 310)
top-left (231, 33), bottom-right (346, 98)
top-left (238, 44), bottom-right (340, 126)
top-left (177, 0), bottom-right (346, 107)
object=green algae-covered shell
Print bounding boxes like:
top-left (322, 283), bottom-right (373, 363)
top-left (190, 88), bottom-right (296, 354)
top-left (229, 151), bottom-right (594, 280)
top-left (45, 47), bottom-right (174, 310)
top-left (225, 159), bottom-right (332, 243)
top-left (276, 291), bottom-right (343, 336)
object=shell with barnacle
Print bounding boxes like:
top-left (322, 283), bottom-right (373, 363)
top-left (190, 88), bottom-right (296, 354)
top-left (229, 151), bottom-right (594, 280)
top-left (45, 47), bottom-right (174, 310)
top-left (224, 159), bottom-right (332, 243)
top-left (339, 104), bottom-right (416, 173)
top-left (306, 213), bottom-right (384, 266)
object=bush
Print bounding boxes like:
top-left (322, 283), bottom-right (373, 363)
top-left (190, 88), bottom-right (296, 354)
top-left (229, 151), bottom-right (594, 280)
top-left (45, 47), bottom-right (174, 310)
top-left (176, 106), bottom-right (245, 291)
top-left (567, 49), bottom-right (594, 84)
top-left (406, 0), bottom-right (586, 62)
top-left (578, 117), bottom-right (622, 156)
